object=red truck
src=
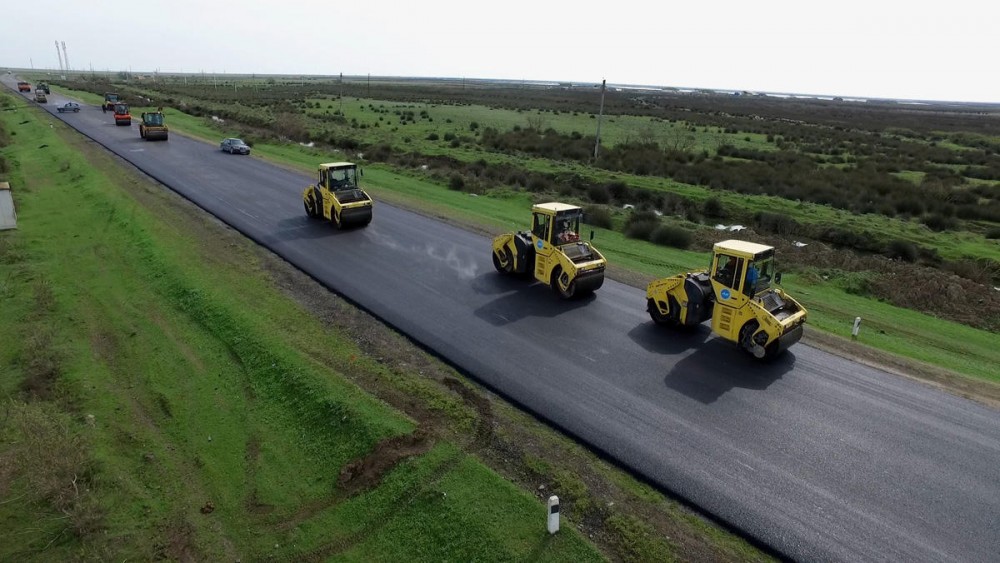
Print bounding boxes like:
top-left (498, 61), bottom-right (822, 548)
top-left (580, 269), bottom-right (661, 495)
top-left (17, 81), bottom-right (31, 92)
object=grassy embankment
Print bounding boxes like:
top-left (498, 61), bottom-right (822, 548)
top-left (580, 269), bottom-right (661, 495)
top-left (52, 86), bottom-right (999, 383)
top-left (0, 93), bottom-right (609, 560)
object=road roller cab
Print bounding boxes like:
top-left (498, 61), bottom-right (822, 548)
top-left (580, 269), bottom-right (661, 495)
top-left (646, 240), bottom-right (807, 359)
top-left (103, 92), bottom-right (120, 111)
top-left (139, 110), bottom-right (169, 141)
top-left (302, 162), bottom-right (373, 228)
top-left (492, 202), bottom-right (607, 299)
top-left (112, 103), bottom-right (131, 126)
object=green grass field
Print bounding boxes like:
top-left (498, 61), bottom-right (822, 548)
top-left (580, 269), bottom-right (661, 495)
top-left (0, 93), bottom-right (608, 560)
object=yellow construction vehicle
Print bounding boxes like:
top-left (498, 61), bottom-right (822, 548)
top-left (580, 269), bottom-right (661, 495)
top-left (102, 92), bottom-right (120, 112)
top-left (492, 202), bottom-right (607, 299)
top-left (33, 89), bottom-right (47, 103)
top-left (646, 240), bottom-right (807, 359)
top-left (139, 110), bottom-right (168, 141)
top-left (302, 162), bottom-right (373, 228)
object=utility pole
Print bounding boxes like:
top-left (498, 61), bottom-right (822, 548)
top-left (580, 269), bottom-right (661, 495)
top-left (29, 58), bottom-right (34, 70)
top-left (61, 41), bottom-right (70, 71)
top-left (55, 41), bottom-right (64, 73)
top-left (339, 72), bottom-right (343, 113)
top-left (593, 79), bottom-right (606, 161)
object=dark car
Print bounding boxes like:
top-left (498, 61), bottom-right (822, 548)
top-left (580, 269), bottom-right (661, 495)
top-left (220, 138), bottom-right (251, 155)
top-left (56, 102), bottom-right (81, 113)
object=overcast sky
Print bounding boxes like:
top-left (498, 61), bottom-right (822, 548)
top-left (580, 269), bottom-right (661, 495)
top-left (3, 0), bottom-right (996, 103)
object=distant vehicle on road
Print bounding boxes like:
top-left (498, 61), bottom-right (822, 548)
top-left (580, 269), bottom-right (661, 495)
top-left (112, 103), bottom-right (131, 126)
top-left (17, 81), bottom-right (31, 92)
top-left (34, 90), bottom-right (47, 103)
top-left (220, 138), bottom-right (251, 155)
top-left (56, 102), bottom-right (81, 113)
top-left (37, 82), bottom-right (50, 94)
top-left (102, 92), bottom-right (120, 112)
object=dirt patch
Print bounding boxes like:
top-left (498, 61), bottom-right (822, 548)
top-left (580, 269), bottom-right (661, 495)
top-left (337, 428), bottom-right (434, 497)
top-left (89, 328), bottom-right (119, 367)
top-left (443, 377), bottom-right (494, 447)
top-left (18, 330), bottom-right (62, 401)
top-left (244, 435), bottom-right (275, 516)
top-left (156, 517), bottom-right (202, 563)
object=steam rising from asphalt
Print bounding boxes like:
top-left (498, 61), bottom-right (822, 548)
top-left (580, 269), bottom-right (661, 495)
top-left (368, 230), bottom-right (479, 280)
top-left (425, 244), bottom-right (479, 280)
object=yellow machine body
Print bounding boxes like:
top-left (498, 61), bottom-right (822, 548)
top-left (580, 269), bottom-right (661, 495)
top-left (646, 240), bottom-right (807, 359)
top-left (302, 162), bottom-right (373, 228)
top-left (492, 202), bottom-right (607, 299)
top-left (139, 111), bottom-right (169, 141)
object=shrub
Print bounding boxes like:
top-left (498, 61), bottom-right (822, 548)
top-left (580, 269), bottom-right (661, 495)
top-left (443, 132), bottom-right (456, 141)
top-left (624, 220), bottom-right (657, 241)
top-left (623, 210), bottom-right (659, 241)
top-left (922, 213), bottom-right (958, 231)
top-left (650, 225), bottom-right (692, 249)
top-left (583, 206), bottom-right (613, 229)
top-left (426, 133), bottom-right (439, 141)
top-left (752, 211), bottom-right (799, 235)
top-left (587, 184), bottom-right (611, 204)
top-left (885, 239), bottom-right (918, 262)
top-left (703, 196), bottom-right (724, 218)
top-left (448, 174), bottom-right (465, 191)
top-left (469, 121), bottom-right (479, 131)
top-left (986, 227), bottom-right (1000, 240)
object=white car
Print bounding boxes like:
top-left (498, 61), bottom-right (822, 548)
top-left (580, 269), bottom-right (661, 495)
top-left (56, 102), bottom-right (81, 113)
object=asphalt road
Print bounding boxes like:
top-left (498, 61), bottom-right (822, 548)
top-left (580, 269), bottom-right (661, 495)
top-left (8, 79), bottom-right (1000, 562)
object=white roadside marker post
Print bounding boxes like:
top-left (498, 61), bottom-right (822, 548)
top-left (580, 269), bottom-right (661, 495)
top-left (852, 317), bottom-right (862, 339)
top-left (547, 495), bottom-right (560, 534)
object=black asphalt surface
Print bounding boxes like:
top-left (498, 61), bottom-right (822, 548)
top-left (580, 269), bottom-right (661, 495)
top-left (8, 79), bottom-right (1000, 562)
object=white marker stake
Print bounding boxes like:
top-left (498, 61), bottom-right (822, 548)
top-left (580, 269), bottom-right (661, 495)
top-left (547, 495), bottom-right (560, 534)
top-left (852, 317), bottom-right (862, 339)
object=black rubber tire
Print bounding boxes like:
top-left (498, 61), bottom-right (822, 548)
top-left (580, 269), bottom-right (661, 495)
top-left (304, 197), bottom-right (318, 219)
top-left (738, 321), bottom-right (762, 358)
top-left (333, 210), bottom-right (343, 229)
top-left (648, 298), bottom-right (676, 325)
top-left (492, 247), bottom-right (513, 274)
top-left (552, 268), bottom-right (576, 300)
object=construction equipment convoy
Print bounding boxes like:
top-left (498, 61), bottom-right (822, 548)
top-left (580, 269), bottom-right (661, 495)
top-left (139, 110), bottom-right (168, 141)
top-left (302, 162), bottom-right (373, 228)
top-left (112, 103), bottom-right (131, 126)
top-left (646, 240), bottom-right (807, 359)
top-left (492, 203), bottom-right (607, 299)
top-left (102, 92), bottom-right (120, 112)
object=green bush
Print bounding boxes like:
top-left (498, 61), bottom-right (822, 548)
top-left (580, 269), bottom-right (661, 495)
top-left (448, 174), bottom-right (465, 191)
top-left (986, 227), bottom-right (1000, 240)
top-left (650, 225), bottom-right (692, 249)
top-left (623, 211), bottom-right (660, 241)
top-left (702, 196), bottom-right (724, 218)
top-left (624, 220), bottom-right (657, 241)
top-left (923, 213), bottom-right (958, 232)
top-left (885, 239), bottom-right (918, 262)
top-left (426, 133), bottom-right (439, 141)
top-left (583, 206), bottom-right (613, 229)
top-left (587, 184), bottom-right (610, 204)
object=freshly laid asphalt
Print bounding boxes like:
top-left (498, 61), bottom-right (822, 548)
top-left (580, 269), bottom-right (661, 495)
top-left (8, 79), bottom-right (999, 562)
